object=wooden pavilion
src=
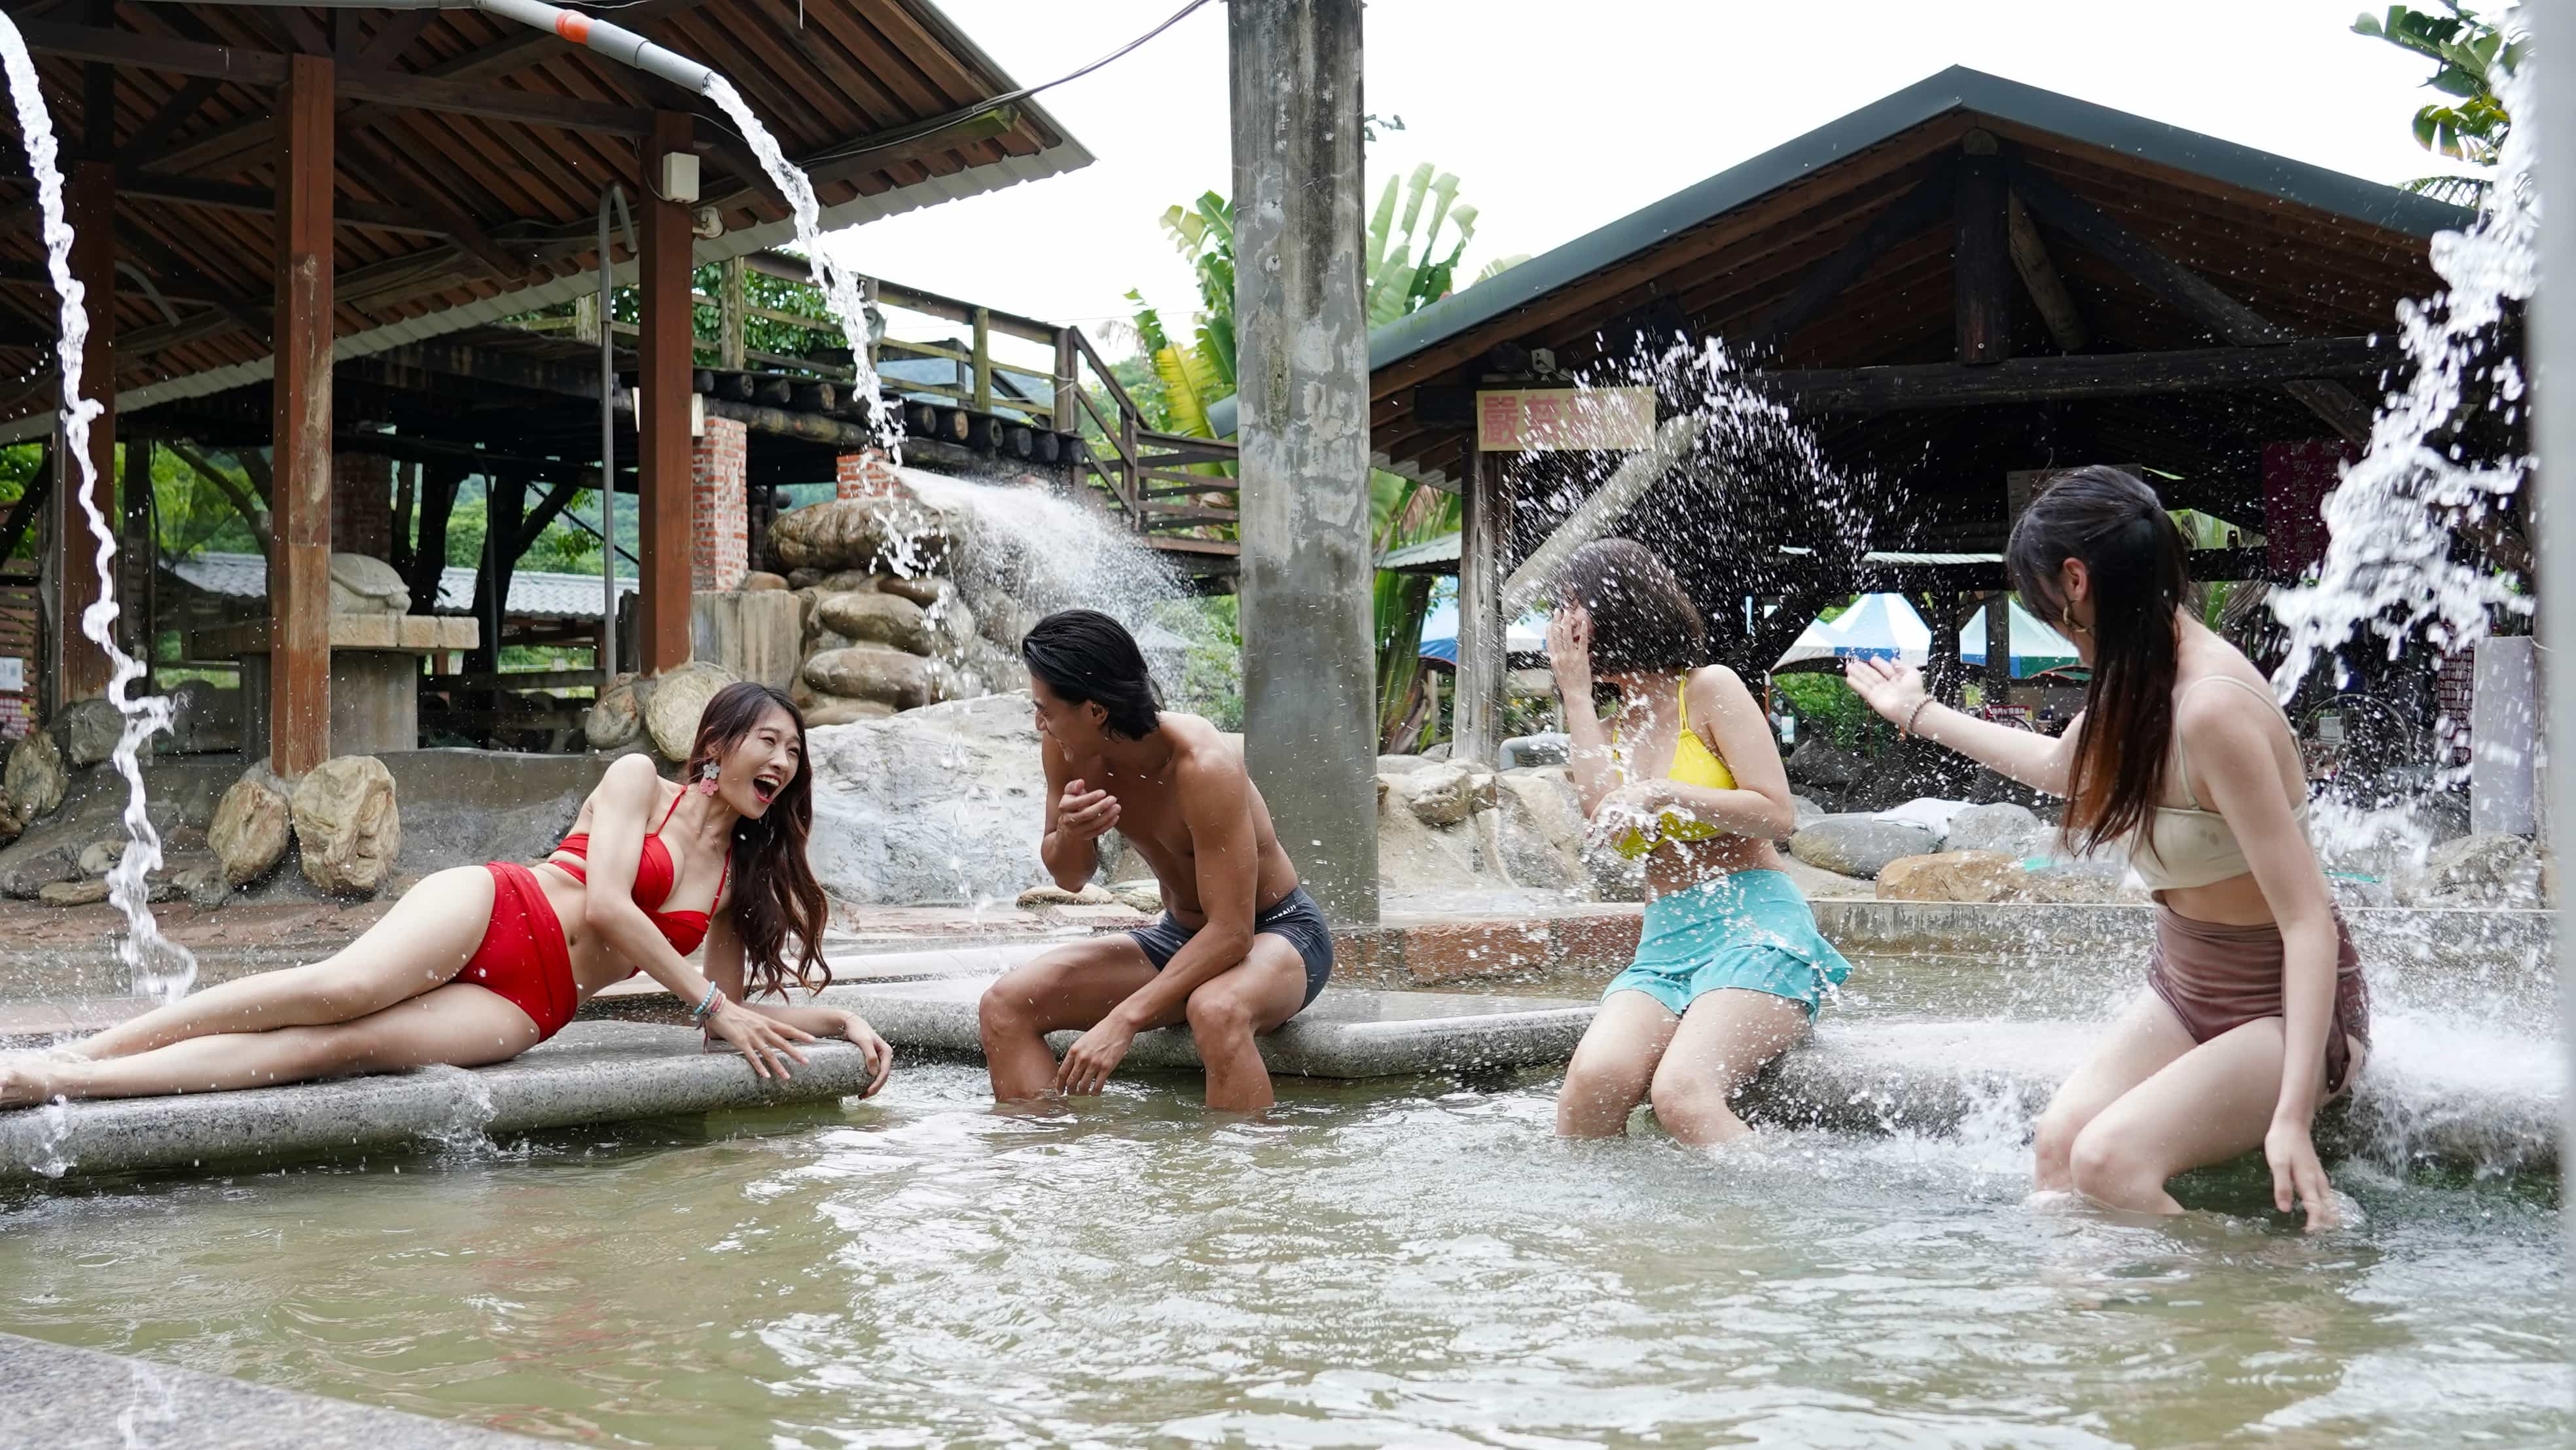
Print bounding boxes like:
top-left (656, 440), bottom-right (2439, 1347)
top-left (0, 0), bottom-right (1087, 771)
top-left (1340, 67), bottom-right (2510, 760)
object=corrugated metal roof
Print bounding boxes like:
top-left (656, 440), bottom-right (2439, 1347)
top-left (171, 552), bottom-right (636, 622)
top-left (1382, 534), bottom-right (2007, 576)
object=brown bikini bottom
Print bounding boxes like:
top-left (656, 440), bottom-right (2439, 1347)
top-left (2146, 906), bottom-right (2371, 1098)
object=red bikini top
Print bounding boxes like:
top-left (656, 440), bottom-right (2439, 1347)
top-left (548, 790), bottom-right (728, 957)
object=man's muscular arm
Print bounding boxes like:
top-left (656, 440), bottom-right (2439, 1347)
top-left (1037, 735), bottom-right (1120, 892)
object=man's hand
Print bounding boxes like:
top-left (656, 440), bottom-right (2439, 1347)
top-left (1056, 777), bottom-right (1121, 843)
top-left (1055, 1017), bottom-right (1137, 1096)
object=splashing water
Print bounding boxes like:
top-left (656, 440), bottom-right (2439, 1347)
top-left (2268, 54), bottom-right (2538, 725)
top-left (0, 15), bottom-right (194, 1002)
top-left (704, 79), bottom-right (901, 457)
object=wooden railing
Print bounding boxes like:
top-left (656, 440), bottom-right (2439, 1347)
top-left (1058, 327), bottom-right (1241, 540)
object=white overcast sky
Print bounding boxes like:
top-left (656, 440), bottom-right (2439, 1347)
top-left (836, 0), bottom-right (2472, 360)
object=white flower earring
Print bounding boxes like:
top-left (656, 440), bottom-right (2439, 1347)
top-left (696, 758), bottom-right (721, 796)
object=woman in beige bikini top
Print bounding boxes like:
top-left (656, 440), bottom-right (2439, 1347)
top-left (1846, 465), bottom-right (2365, 1231)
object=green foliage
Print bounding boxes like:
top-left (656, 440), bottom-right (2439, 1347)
top-left (1364, 164), bottom-right (1476, 328)
top-left (1772, 672), bottom-right (1893, 755)
top-left (2354, 4), bottom-right (2523, 200)
top-left (1370, 474), bottom-right (1462, 749)
top-left (1156, 594), bottom-right (1243, 731)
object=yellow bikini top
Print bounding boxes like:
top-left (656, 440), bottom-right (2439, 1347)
top-left (1612, 677), bottom-right (1735, 859)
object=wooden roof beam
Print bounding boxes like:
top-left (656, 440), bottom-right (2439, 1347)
top-left (139, 0), bottom-right (720, 177)
top-left (2005, 191), bottom-right (2088, 350)
top-left (20, 22), bottom-right (660, 137)
top-left (2004, 152), bottom-right (2376, 443)
top-left (1751, 157), bottom-right (1956, 351)
top-left (1747, 334), bottom-right (2399, 413)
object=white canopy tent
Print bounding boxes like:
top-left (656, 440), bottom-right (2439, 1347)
top-left (1772, 593), bottom-right (1933, 671)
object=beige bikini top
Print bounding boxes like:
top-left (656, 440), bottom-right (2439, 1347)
top-left (2128, 675), bottom-right (2311, 892)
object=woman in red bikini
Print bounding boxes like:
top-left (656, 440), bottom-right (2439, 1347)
top-left (0, 682), bottom-right (890, 1106)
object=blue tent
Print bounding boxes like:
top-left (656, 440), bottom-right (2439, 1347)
top-left (1417, 599), bottom-right (1549, 665)
top-left (1959, 599), bottom-right (2081, 677)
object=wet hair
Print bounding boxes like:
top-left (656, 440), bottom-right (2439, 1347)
top-left (1554, 539), bottom-right (1706, 673)
top-left (2006, 465), bottom-right (2192, 857)
top-left (687, 682), bottom-right (828, 1000)
top-left (1020, 609), bottom-right (1164, 739)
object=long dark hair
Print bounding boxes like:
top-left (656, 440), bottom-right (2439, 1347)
top-left (2007, 466), bottom-right (2192, 857)
top-left (1020, 609), bottom-right (1164, 738)
top-left (689, 682), bottom-right (829, 1000)
top-left (1556, 539), bottom-right (1706, 672)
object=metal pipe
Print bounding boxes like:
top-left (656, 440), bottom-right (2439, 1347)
top-left (202, 0), bottom-right (721, 96)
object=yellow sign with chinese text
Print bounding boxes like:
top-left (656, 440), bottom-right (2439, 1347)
top-left (1475, 387), bottom-right (1656, 451)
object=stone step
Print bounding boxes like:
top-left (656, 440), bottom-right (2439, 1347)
top-left (0, 1021), bottom-right (877, 1184)
top-left (0, 1330), bottom-right (541, 1447)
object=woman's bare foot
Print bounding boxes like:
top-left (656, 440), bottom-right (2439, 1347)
top-left (0, 1055), bottom-right (63, 1109)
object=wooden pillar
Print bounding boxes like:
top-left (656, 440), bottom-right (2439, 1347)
top-left (1053, 328), bottom-right (1079, 433)
top-left (118, 436), bottom-right (152, 675)
top-left (1984, 590), bottom-right (2011, 705)
top-left (1954, 134), bottom-right (2012, 366)
top-left (270, 52), bottom-right (334, 775)
top-left (1456, 445), bottom-right (1508, 765)
top-left (635, 110), bottom-right (696, 676)
top-left (717, 255), bottom-right (747, 372)
top-left (52, 160), bottom-right (113, 704)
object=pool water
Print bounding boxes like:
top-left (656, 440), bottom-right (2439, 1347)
top-left (1, 1065), bottom-right (2562, 1447)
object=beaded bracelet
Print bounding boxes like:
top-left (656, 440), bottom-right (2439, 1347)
top-left (690, 983), bottom-right (724, 1023)
top-left (1902, 698), bottom-right (1935, 738)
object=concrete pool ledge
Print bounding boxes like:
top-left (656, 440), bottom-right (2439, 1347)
top-left (0, 1330), bottom-right (543, 1448)
top-left (821, 978), bottom-right (1596, 1079)
top-left (0, 1021), bottom-right (878, 1184)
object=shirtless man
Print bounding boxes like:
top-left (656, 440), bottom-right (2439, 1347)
top-left (975, 609), bottom-right (1333, 1111)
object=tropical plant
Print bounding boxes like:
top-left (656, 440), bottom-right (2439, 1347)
top-left (1125, 164), bottom-right (1525, 748)
top-left (2353, 4), bottom-right (2525, 203)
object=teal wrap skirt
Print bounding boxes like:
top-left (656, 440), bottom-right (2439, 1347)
top-left (1604, 869), bottom-right (1852, 1018)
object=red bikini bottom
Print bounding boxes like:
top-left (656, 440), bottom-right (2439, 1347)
top-left (457, 862), bottom-right (578, 1040)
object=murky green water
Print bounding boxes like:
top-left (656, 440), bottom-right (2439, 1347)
top-left (1, 1065), bottom-right (2562, 1447)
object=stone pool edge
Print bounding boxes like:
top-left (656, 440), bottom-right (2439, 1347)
top-left (0, 1330), bottom-right (544, 1448)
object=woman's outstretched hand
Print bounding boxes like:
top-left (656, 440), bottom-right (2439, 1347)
top-left (1547, 604), bottom-right (1596, 699)
top-left (2265, 1116), bottom-right (2341, 1231)
top-left (708, 1000), bottom-right (816, 1080)
top-left (836, 1012), bottom-right (895, 1097)
top-left (1843, 657), bottom-right (1931, 727)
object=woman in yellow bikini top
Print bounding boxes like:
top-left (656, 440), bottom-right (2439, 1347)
top-left (1545, 539), bottom-right (1851, 1149)
top-left (1608, 679), bottom-right (1735, 858)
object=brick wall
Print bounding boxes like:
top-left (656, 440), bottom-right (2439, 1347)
top-left (692, 416), bottom-right (748, 590)
top-left (331, 452), bottom-right (393, 559)
top-left (836, 448), bottom-right (899, 501)
top-left (2437, 648), bottom-right (2475, 769)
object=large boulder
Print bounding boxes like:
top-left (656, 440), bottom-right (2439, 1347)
top-left (328, 552), bottom-right (412, 614)
top-left (1788, 813), bottom-right (1940, 879)
top-left (2413, 831), bottom-right (2541, 906)
top-left (5, 729), bottom-right (65, 822)
top-left (584, 671), bottom-right (648, 751)
top-left (1877, 850), bottom-right (2028, 903)
top-left (1785, 738), bottom-right (1868, 793)
top-left (802, 697), bottom-right (897, 727)
top-left (51, 697), bottom-right (125, 768)
top-left (876, 574), bottom-right (950, 609)
top-left (643, 660), bottom-right (740, 761)
top-left (1393, 762), bottom-right (1489, 828)
top-left (1944, 802), bottom-right (2047, 860)
top-left (804, 645), bottom-right (935, 711)
top-left (815, 590), bottom-right (934, 655)
top-left (805, 692), bottom-right (1048, 905)
top-left (290, 756), bottom-right (401, 896)
top-left (769, 495), bottom-right (956, 575)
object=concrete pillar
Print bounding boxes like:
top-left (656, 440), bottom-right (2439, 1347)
top-left (2530, 0), bottom-right (2576, 1275)
top-left (331, 451), bottom-right (393, 559)
top-left (636, 110), bottom-right (696, 675)
top-left (1983, 590), bottom-right (2011, 703)
top-left (269, 52), bottom-right (334, 775)
top-left (1230, 0), bottom-right (1376, 925)
top-left (690, 414), bottom-right (748, 591)
top-left (836, 450), bottom-right (899, 501)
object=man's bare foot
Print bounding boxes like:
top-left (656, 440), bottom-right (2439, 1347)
top-left (0, 1056), bottom-right (63, 1109)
